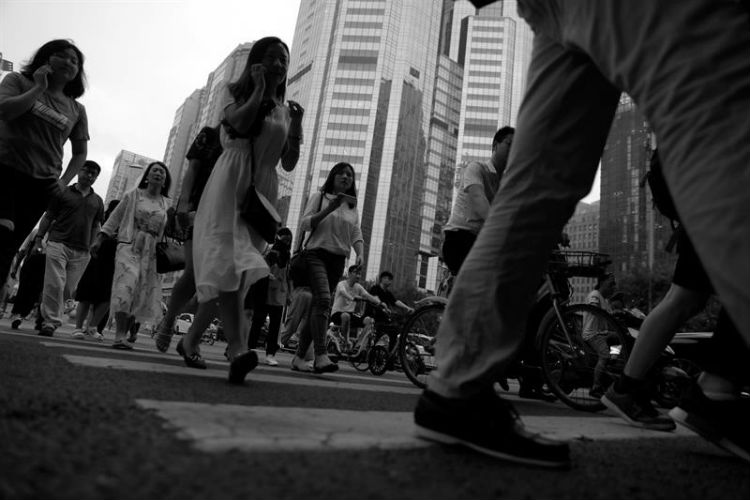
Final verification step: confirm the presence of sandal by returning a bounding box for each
[154,326,173,353]
[290,356,314,372]
[183,352,207,370]
[112,340,133,350]
[227,350,259,385]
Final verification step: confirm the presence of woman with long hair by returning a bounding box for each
[0,39,89,294]
[91,162,171,349]
[189,36,304,381]
[292,162,363,373]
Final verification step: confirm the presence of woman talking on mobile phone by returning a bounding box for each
[190,36,304,383]
[292,161,363,374]
[0,39,89,291]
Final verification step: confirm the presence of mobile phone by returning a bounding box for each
[340,194,357,207]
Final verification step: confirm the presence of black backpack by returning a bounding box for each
[642,149,682,252]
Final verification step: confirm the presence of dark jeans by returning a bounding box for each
[0,168,59,285]
[11,253,46,317]
[248,303,283,356]
[441,229,477,276]
[295,248,346,357]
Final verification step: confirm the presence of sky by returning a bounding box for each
[0,0,302,194]
[1,0,600,202]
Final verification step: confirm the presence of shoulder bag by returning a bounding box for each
[288,193,324,286]
[156,235,185,274]
[239,141,282,243]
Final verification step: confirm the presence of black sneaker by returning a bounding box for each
[414,389,570,468]
[37,325,55,337]
[669,385,750,463]
[601,385,676,431]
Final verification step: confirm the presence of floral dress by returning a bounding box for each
[110,191,167,322]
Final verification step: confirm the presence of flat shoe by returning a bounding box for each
[112,341,133,350]
[228,350,259,385]
[313,362,339,374]
[183,352,207,369]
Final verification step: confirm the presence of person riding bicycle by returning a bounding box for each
[330,265,383,352]
[365,270,415,352]
[583,273,618,399]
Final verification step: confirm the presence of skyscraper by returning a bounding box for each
[163,88,203,207]
[103,150,159,205]
[284,0,443,286]
[599,94,676,279]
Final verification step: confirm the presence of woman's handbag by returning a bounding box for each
[240,141,281,243]
[156,237,185,274]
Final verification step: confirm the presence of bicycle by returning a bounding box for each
[398,250,629,413]
[325,300,391,371]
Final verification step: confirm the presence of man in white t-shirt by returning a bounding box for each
[331,265,382,348]
[442,127,514,275]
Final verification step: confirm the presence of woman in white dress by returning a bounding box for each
[190,36,304,383]
[92,162,170,349]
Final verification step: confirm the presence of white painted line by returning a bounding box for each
[136,400,694,453]
[63,355,421,395]
[43,340,414,386]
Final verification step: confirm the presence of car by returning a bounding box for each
[173,313,194,335]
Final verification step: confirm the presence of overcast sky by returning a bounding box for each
[1,0,600,202]
[1,0,302,194]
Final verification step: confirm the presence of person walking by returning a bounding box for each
[291,162,363,374]
[247,227,293,366]
[153,125,222,353]
[0,39,89,289]
[72,199,120,341]
[91,162,170,349]
[7,228,47,330]
[190,36,304,381]
[414,0,749,468]
[35,160,103,337]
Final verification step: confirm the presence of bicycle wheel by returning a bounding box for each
[399,303,443,389]
[368,345,390,376]
[350,347,371,371]
[539,304,630,412]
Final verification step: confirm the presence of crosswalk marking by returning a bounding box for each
[136,400,692,453]
[3,328,700,455]
[39,339,416,386]
[62,355,421,395]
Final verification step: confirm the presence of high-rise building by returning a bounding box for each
[103,150,159,205]
[163,88,203,207]
[564,201,600,303]
[499,0,534,124]
[416,53,463,291]
[455,12,515,165]
[599,94,676,280]
[284,0,444,287]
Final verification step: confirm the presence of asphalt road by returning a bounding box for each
[0,319,747,500]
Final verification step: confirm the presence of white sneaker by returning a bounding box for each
[265,354,279,366]
[87,328,104,342]
[71,329,85,340]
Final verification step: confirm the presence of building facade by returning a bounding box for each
[103,150,159,205]
[284,0,444,287]
[564,201,600,304]
[163,88,203,207]
[599,94,676,281]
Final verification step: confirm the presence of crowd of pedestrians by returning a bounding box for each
[1,0,748,471]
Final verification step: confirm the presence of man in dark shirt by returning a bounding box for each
[35,160,103,336]
[366,271,414,350]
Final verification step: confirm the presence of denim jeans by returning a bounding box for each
[429,0,750,399]
[41,241,91,329]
